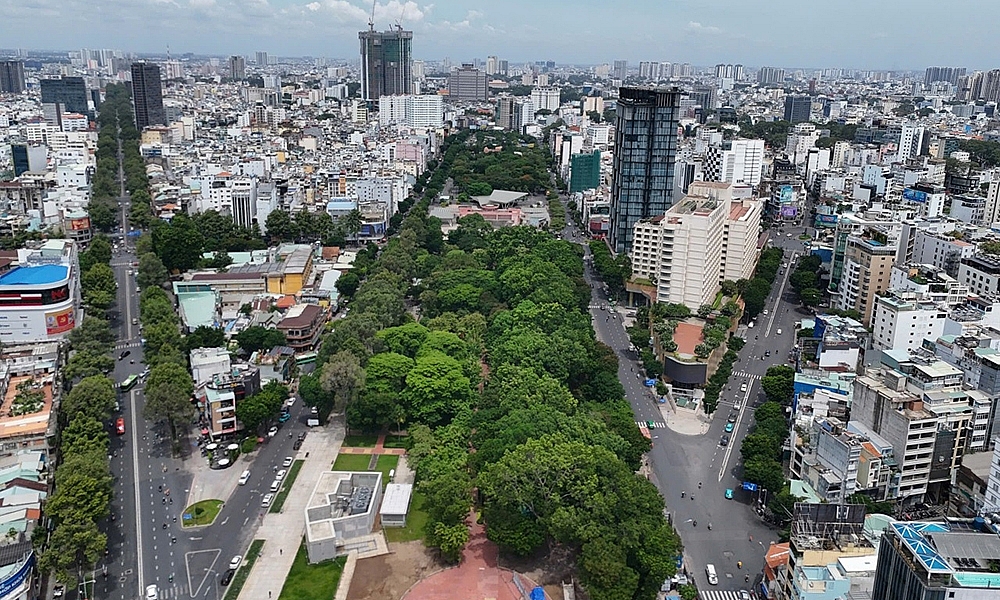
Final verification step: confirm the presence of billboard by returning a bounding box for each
[45,306,75,335]
[68,216,91,230]
[781,205,798,218]
[0,552,33,598]
[903,188,927,203]
[815,214,839,226]
[779,185,795,205]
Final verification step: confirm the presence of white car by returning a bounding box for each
[262,493,274,507]
[282,456,293,467]
[740,383,747,392]
[145,584,159,600]
[229,555,242,570]
[285,397,295,407]
[776,328,782,335]
[238,470,251,486]
[267,426,278,437]
[276,469,287,480]
[763,309,769,316]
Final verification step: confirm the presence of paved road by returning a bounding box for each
[562,208,811,593]
[101,137,315,599]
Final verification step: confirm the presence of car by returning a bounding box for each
[53,584,65,598]
[740,383,747,392]
[276,469,287,481]
[285,397,296,407]
[145,584,159,600]
[646,420,656,430]
[776,328,782,335]
[267,426,278,438]
[293,440,303,450]
[270,479,281,492]
[262,493,274,507]
[728,413,737,423]
[763,309,769,316]
[706,564,718,585]
[282,456,293,467]
[277,412,290,423]
[720,435,730,447]
[297,432,307,441]
[119,350,130,360]
[765,350,771,357]
[725,422,734,433]
[787,232,793,237]
[309,406,318,416]
[238,470,251,485]
[229,555,242,570]
[739,591,751,600]
[132,318,139,325]
[725,489,734,500]
[116,418,126,435]
[220,569,235,586]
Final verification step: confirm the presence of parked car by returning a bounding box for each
[725,422,734,433]
[221,569,235,586]
[238,470,251,486]
[282,457,293,467]
[720,434,730,447]
[293,440,303,450]
[276,469,287,480]
[145,585,159,600]
[278,412,290,423]
[267,426,278,437]
[262,493,274,507]
[229,555,242,570]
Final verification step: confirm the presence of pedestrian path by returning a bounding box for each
[115,340,143,350]
[731,371,762,381]
[152,583,188,599]
[699,590,753,600]
[636,419,666,429]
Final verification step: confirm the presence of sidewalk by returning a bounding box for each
[660,402,711,436]
[238,419,346,600]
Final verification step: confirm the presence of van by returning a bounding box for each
[238,470,250,486]
[307,418,320,427]
[705,564,718,585]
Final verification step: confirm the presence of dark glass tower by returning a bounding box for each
[131,62,166,129]
[609,87,681,255]
[0,61,25,94]
[40,77,89,115]
[359,27,413,101]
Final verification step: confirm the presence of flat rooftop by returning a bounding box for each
[0,265,68,286]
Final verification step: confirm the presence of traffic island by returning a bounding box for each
[181,499,224,527]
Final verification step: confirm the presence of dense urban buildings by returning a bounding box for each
[0,60,25,94]
[228,55,246,80]
[447,64,487,101]
[359,27,413,101]
[609,86,681,254]
[130,62,165,129]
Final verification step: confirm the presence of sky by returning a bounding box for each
[0,0,998,69]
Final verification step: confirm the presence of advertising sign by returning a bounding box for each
[68,216,91,230]
[0,552,34,598]
[779,185,794,205]
[815,214,839,226]
[45,306,75,335]
[780,205,798,218]
[903,188,928,203]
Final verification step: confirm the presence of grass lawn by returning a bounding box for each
[278,541,346,600]
[384,490,428,543]
[269,459,304,514]
[332,453,372,471]
[375,454,399,487]
[223,539,264,600]
[343,433,378,447]
[382,434,410,449]
[181,499,224,527]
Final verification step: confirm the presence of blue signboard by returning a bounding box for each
[903,188,928,203]
[742,481,758,492]
[0,552,34,598]
[815,214,839,225]
[779,185,794,204]
[644,379,657,387]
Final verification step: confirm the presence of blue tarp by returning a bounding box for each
[530,587,545,600]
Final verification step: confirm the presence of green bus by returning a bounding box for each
[119,375,138,392]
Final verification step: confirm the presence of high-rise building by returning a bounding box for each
[447,64,487,101]
[630,182,762,309]
[757,66,785,85]
[359,28,413,101]
[897,123,926,162]
[131,62,166,130]
[229,55,246,80]
[720,139,765,187]
[40,77,89,116]
[485,56,498,76]
[495,96,514,129]
[255,51,268,66]
[923,66,966,86]
[530,87,560,112]
[784,95,812,123]
[612,60,628,80]
[497,59,509,76]
[835,228,899,324]
[609,86,681,255]
[570,150,602,193]
[0,60,26,94]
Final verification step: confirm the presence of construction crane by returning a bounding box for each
[368,0,376,30]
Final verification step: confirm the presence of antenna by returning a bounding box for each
[396,2,404,29]
[369,0,376,30]
[166,44,171,60]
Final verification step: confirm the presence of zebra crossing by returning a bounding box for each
[636,420,666,429]
[150,584,188,599]
[732,371,761,381]
[699,591,753,600]
[114,340,142,351]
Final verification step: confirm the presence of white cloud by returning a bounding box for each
[685,21,721,34]
[189,0,216,8]
[306,1,320,9]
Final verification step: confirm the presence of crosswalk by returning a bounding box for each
[636,420,666,429]
[150,584,187,599]
[114,340,142,351]
[700,591,753,600]
[732,371,761,381]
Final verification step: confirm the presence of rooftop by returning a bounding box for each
[0,265,68,286]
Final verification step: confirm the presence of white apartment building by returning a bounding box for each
[911,230,976,276]
[720,139,764,187]
[378,94,443,128]
[631,182,761,310]
[987,439,1000,510]
[871,293,947,352]
[530,87,560,112]
[958,255,1000,297]
[785,123,819,163]
[896,123,925,162]
[585,124,611,147]
[950,194,987,225]
[378,96,407,126]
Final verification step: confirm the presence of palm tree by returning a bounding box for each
[341,209,363,246]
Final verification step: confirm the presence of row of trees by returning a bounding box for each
[449,129,554,195]
[789,254,823,307]
[741,247,784,319]
[88,83,136,231]
[137,286,196,441]
[78,235,117,313]
[589,240,631,295]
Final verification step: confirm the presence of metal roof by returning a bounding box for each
[379,483,412,516]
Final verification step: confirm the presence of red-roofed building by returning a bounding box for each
[276,304,327,351]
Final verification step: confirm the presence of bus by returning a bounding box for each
[119,375,138,392]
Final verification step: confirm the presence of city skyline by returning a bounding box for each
[1,0,999,69]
